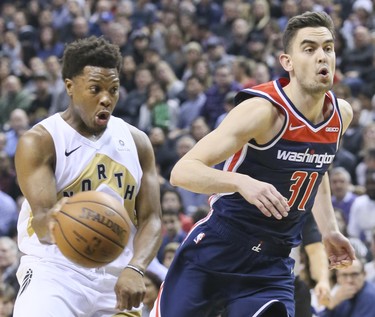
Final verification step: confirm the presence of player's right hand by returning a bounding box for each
[48,197,69,244]
[239,177,290,220]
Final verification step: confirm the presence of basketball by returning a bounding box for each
[52,191,131,268]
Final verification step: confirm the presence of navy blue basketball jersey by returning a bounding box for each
[210,78,343,247]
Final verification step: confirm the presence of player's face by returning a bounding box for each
[288,27,335,94]
[66,66,120,136]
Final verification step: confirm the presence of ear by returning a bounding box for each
[279,53,293,72]
[65,79,73,97]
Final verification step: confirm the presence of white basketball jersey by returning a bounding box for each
[17,113,142,275]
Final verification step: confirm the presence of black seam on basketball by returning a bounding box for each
[54,220,110,264]
[64,200,128,222]
[58,210,127,248]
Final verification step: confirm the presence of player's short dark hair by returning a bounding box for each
[283,11,335,53]
[61,36,122,80]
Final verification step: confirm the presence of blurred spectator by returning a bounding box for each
[0,151,21,201]
[154,60,184,100]
[106,22,131,56]
[0,75,32,130]
[364,230,375,284]
[212,0,242,41]
[348,168,375,246]
[180,42,203,83]
[119,54,137,93]
[226,18,250,57]
[148,127,178,181]
[157,207,187,262]
[130,28,150,66]
[321,259,375,317]
[356,145,375,188]
[330,167,358,225]
[176,75,206,135]
[205,36,235,73]
[278,0,299,31]
[45,55,68,115]
[190,116,211,143]
[138,81,180,134]
[195,0,223,31]
[161,241,180,269]
[113,65,153,126]
[27,72,53,125]
[192,58,212,90]
[232,56,256,89]
[51,0,72,33]
[162,24,185,76]
[2,30,24,77]
[62,16,90,43]
[214,91,237,128]
[4,108,30,159]
[142,271,163,317]
[36,26,65,61]
[0,237,20,293]
[0,282,16,317]
[0,191,18,239]
[340,25,374,96]
[200,63,241,129]
[160,188,193,235]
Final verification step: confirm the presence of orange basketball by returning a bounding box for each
[52,191,131,268]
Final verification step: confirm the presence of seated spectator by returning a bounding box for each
[348,169,375,246]
[0,191,18,239]
[330,167,358,225]
[0,151,22,201]
[0,237,20,294]
[320,259,375,317]
[162,242,180,269]
[0,282,16,317]
[138,81,180,134]
[142,271,163,317]
[157,208,187,263]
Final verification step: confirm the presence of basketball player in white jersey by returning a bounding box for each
[13,36,162,317]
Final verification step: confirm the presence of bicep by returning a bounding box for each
[183,100,275,167]
[15,128,57,214]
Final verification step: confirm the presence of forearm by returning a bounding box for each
[170,159,247,194]
[312,174,339,236]
[128,216,162,272]
[305,242,329,283]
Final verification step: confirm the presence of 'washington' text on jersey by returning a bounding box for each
[277,148,335,168]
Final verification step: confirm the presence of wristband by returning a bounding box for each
[126,264,144,277]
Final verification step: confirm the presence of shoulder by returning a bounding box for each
[128,125,153,160]
[337,98,353,132]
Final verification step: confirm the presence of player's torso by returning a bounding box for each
[211,79,342,246]
[47,113,142,223]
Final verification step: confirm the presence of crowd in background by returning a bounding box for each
[0,0,374,316]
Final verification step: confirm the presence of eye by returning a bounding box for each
[111,86,119,95]
[304,47,314,53]
[325,46,334,53]
[90,86,100,93]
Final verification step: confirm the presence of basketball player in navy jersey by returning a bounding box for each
[150,12,355,317]
[13,36,162,317]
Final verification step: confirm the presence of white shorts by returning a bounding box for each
[13,256,141,317]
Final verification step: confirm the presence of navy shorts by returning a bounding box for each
[152,212,295,317]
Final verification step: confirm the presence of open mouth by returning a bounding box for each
[318,68,329,76]
[96,111,110,125]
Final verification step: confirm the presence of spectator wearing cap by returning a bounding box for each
[27,72,53,125]
[89,10,114,37]
[205,36,235,73]
[130,28,150,65]
[200,63,242,129]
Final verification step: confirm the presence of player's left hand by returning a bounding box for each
[322,231,356,270]
[115,268,146,311]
